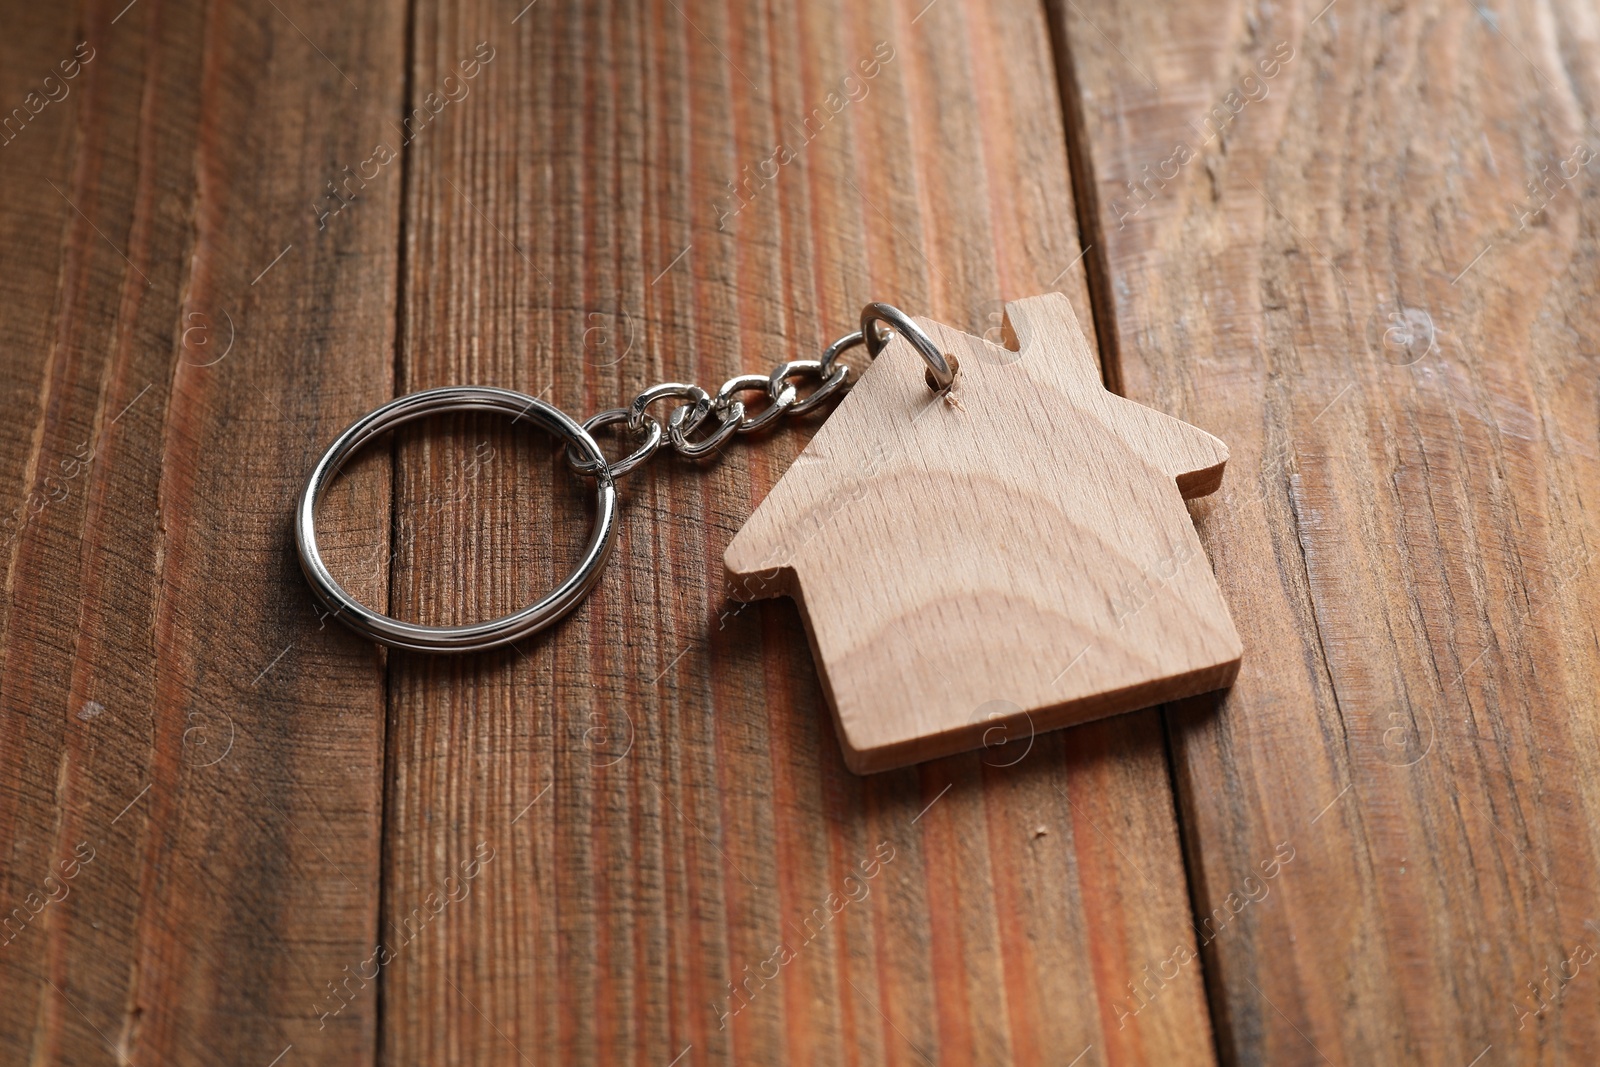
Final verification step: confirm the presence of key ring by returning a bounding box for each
[295,386,618,652]
[296,304,952,652]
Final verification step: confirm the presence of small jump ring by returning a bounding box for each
[861,302,957,391]
[568,408,662,478]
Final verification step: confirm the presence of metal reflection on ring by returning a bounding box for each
[295,386,617,653]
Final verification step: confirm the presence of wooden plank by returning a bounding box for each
[382,0,1214,1063]
[0,0,403,1062]
[1052,0,1600,1060]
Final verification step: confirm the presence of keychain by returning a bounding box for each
[296,293,1240,772]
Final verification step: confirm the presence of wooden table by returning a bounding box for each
[2,0,1595,1063]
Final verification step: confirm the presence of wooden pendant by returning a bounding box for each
[724,293,1242,773]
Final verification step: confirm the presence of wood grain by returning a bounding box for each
[15,0,1596,1060]
[381,0,1213,1062]
[726,293,1240,773]
[0,0,403,1062]
[1052,0,1600,1060]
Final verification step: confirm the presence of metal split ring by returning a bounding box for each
[296,386,618,653]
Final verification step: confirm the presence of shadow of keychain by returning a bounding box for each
[296,295,1241,772]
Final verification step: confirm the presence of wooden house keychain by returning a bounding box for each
[296,293,1241,772]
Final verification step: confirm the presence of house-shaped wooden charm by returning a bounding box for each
[724,293,1242,773]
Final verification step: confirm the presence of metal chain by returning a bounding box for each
[564,330,867,479]
[562,303,955,480]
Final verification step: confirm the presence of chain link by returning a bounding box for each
[564,302,956,479]
[566,329,870,478]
